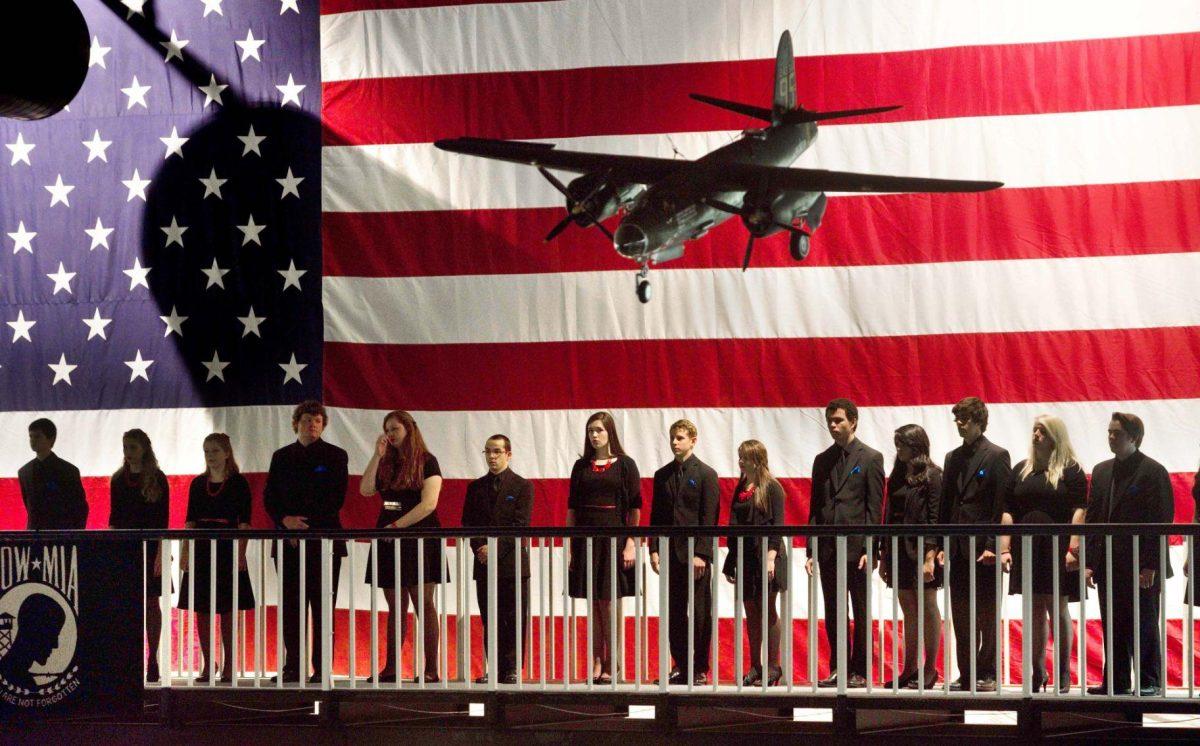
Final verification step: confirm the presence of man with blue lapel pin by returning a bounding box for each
[808,399,885,688]
[462,434,534,684]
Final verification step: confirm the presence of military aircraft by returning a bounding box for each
[436,30,1002,303]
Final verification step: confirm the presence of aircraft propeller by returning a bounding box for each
[538,166,615,242]
[703,197,807,271]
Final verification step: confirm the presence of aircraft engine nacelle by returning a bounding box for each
[740,191,790,238]
[565,174,644,226]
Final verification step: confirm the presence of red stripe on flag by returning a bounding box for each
[324,328,1200,412]
[321,0,541,15]
[322,180,1200,277]
[322,33,1200,146]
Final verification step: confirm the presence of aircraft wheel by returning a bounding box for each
[790,232,811,261]
[636,279,652,303]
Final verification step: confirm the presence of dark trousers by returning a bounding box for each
[1098,579,1162,690]
[276,541,342,680]
[818,557,868,676]
[476,574,529,676]
[948,552,998,682]
[667,556,712,675]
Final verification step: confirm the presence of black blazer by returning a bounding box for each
[939,435,1011,559]
[882,469,943,561]
[807,439,884,560]
[722,479,788,581]
[1086,451,1174,589]
[263,438,349,557]
[461,468,534,579]
[650,455,720,563]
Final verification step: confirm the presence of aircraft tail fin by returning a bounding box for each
[773,30,796,120]
[688,93,773,123]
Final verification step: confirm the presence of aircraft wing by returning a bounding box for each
[434,137,1003,193]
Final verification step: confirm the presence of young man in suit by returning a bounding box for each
[19,418,88,530]
[937,396,1011,692]
[650,419,720,685]
[1077,412,1173,696]
[806,399,884,687]
[461,434,535,684]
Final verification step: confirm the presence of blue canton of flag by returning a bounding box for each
[0,0,321,411]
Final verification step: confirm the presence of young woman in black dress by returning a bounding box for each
[999,415,1087,693]
[878,424,943,689]
[722,439,787,686]
[566,411,641,684]
[177,433,255,683]
[360,410,444,682]
[108,428,170,682]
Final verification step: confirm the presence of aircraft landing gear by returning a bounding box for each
[635,265,652,303]
[789,231,811,261]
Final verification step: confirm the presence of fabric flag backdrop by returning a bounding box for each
[0,0,1198,681]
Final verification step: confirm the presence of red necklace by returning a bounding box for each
[591,458,617,473]
[206,476,227,497]
[736,484,755,502]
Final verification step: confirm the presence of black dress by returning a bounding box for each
[721,479,788,593]
[109,470,170,595]
[177,473,256,613]
[567,455,641,599]
[367,454,445,588]
[881,470,944,590]
[1003,461,1086,599]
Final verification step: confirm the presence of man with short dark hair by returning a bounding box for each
[264,400,349,683]
[650,419,720,685]
[461,434,534,684]
[18,418,88,530]
[938,396,1011,692]
[1080,412,1173,696]
[807,399,884,687]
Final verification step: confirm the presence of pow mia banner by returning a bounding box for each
[0,539,141,717]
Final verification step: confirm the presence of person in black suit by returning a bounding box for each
[1079,412,1174,696]
[937,396,1011,692]
[19,418,88,530]
[879,424,943,689]
[723,439,788,687]
[461,434,535,684]
[264,400,349,684]
[650,419,719,685]
[1186,463,1199,604]
[998,415,1087,694]
[806,398,884,688]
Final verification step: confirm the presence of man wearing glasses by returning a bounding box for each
[937,396,1011,692]
[461,434,535,684]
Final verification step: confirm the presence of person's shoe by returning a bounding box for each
[886,670,917,689]
[219,669,234,684]
[948,678,966,691]
[271,670,301,684]
[667,669,687,685]
[502,672,520,685]
[1057,679,1071,694]
[817,672,840,688]
[1139,685,1163,697]
[1087,683,1132,696]
[378,669,398,683]
[405,674,440,684]
[473,674,489,684]
[766,667,783,687]
[907,673,940,689]
[741,668,762,687]
[975,678,997,692]
[847,673,868,688]
[692,672,708,686]
[146,662,160,684]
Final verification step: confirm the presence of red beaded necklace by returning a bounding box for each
[736,484,756,502]
[590,457,617,473]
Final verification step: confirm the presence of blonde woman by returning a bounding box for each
[722,440,788,686]
[999,415,1087,693]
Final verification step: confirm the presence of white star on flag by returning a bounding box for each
[238,125,266,156]
[236,29,265,62]
[162,217,188,247]
[280,353,307,384]
[48,354,77,386]
[276,74,305,107]
[82,130,112,163]
[7,310,35,342]
[161,29,189,62]
[85,217,114,250]
[47,262,76,295]
[159,306,188,337]
[8,222,36,254]
[82,308,112,340]
[7,133,34,166]
[203,351,230,382]
[199,167,228,199]
[276,167,303,198]
[238,306,266,337]
[237,215,267,246]
[278,259,305,291]
[122,0,145,17]
[125,350,154,382]
[45,175,74,207]
[202,258,230,289]
[199,74,228,108]
[123,169,151,201]
[160,126,189,159]
[201,0,224,18]
[121,76,151,109]
[88,36,111,68]
[124,258,151,290]
[280,0,299,14]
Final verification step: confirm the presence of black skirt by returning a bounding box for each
[567,535,636,599]
[178,538,255,613]
[882,543,943,591]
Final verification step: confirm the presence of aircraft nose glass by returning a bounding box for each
[614,223,647,256]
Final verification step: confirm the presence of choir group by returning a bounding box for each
[14,398,1200,694]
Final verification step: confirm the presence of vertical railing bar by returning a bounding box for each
[159,538,172,690]
[917,534,925,693]
[783,534,793,693]
[761,535,769,693]
[1133,534,1141,697]
[712,536,720,692]
[275,539,283,689]
[586,537,593,691]
[321,539,333,691]
[610,535,618,690]
[735,536,743,691]
[487,535,498,690]
[231,536,240,687]
[393,539,401,689]
[634,535,642,690]
[968,535,976,695]
[658,535,669,692]
[1021,535,1032,697]
[1052,533,1060,698]
[370,539,379,688]
[1105,535,1113,696]
[348,544,356,688]
[1079,536,1087,697]
[809,536,818,692]
[865,534,873,693]
[892,535,899,693]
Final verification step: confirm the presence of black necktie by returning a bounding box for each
[492,474,501,496]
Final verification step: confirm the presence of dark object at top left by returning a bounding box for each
[0,0,89,120]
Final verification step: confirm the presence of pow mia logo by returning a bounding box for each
[0,545,80,708]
